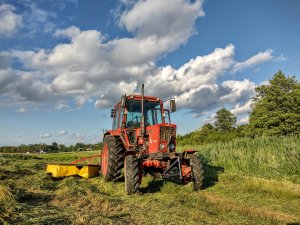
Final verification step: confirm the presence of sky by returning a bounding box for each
[0,0,299,146]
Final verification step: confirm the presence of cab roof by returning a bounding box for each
[115,94,161,108]
[126,94,160,101]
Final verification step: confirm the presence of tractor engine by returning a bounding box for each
[146,124,176,154]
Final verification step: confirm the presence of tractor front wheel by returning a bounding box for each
[190,154,204,190]
[101,136,124,182]
[124,155,140,195]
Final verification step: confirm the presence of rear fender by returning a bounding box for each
[103,130,126,148]
[104,129,120,138]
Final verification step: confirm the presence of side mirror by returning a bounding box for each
[170,99,176,112]
[121,95,126,108]
[111,109,115,118]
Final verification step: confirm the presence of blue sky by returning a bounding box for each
[0,0,299,146]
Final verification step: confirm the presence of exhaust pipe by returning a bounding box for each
[141,84,145,137]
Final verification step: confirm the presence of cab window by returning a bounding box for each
[112,107,119,130]
[119,108,124,128]
[126,100,162,128]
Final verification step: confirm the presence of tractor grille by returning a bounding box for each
[160,126,176,141]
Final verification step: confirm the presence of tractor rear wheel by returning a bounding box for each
[190,154,204,190]
[124,155,140,195]
[101,136,124,182]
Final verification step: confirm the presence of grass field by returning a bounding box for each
[0,136,299,224]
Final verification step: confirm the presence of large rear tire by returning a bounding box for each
[190,154,204,190]
[125,155,140,195]
[101,136,124,182]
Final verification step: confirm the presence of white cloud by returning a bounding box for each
[230,100,252,116]
[58,130,68,136]
[273,54,288,62]
[71,133,86,142]
[21,2,57,36]
[231,49,273,73]
[55,103,70,111]
[4,39,270,118]
[16,107,27,113]
[221,79,256,104]
[0,53,11,69]
[0,3,22,36]
[238,116,249,124]
[38,132,52,138]
[0,0,274,119]
[0,69,17,94]
[120,0,204,35]
[203,112,216,124]
[111,0,205,65]
[54,25,81,39]
[145,44,235,103]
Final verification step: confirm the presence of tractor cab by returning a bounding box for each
[110,94,176,154]
[111,95,165,129]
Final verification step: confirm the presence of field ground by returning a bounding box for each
[0,137,300,224]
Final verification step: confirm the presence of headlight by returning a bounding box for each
[159,143,166,150]
[169,143,175,152]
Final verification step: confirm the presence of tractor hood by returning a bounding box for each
[146,124,176,154]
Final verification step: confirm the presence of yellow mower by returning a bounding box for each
[46,154,101,178]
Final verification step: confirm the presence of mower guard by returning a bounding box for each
[46,154,102,178]
[46,164,100,178]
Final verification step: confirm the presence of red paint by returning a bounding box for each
[142,159,167,168]
[181,161,192,182]
[71,154,101,165]
[101,143,108,176]
[138,137,144,145]
[146,124,176,153]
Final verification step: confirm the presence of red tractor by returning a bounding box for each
[101,84,204,194]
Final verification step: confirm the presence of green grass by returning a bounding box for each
[178,136,300,183]
[0,137,300,224]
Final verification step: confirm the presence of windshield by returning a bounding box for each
[126,100,162,128]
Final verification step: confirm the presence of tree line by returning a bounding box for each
[178,71,300,145]
[0,142,103,153]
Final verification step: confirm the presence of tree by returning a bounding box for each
[214,108,237,132]
[249,70,300,136]
[51,142,59,152]
[75,142,86,151]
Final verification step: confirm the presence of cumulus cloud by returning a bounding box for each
[0,3,22,36]
[230,100,252,116]
[0,53,11,69]
[231,49,273,73]
[0,0,274,120]
[0,69,55,105]
[117,0,204,62]
[120,0,204,36]
[0,69,17,94]
[221,79,256,104]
